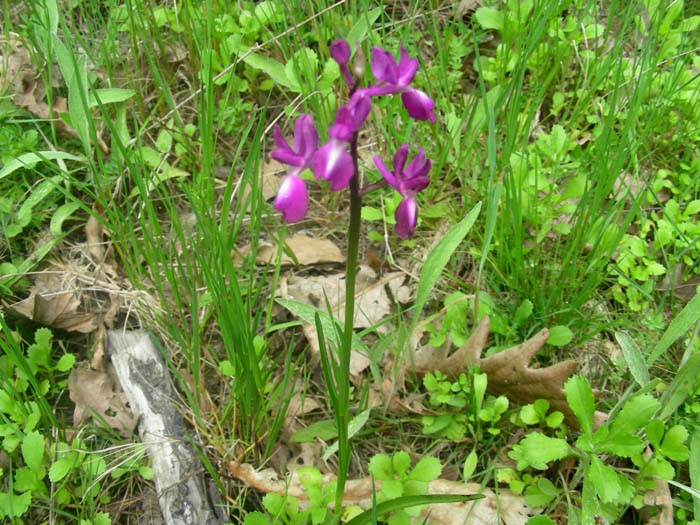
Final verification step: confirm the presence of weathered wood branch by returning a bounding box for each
[108,330,226,525]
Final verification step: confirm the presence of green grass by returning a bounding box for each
[2,0,700,523]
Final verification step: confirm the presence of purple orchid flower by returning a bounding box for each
[364,46,436,123]
[271,114,318,222]
[312,92,371,191]
[373,144,431,239]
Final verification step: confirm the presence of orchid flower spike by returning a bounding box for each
[373,144,431,239]
[313,92,371,191]
[365,45,436,123]
[271,114,318,222]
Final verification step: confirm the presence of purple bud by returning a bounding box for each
[330,39,351,65]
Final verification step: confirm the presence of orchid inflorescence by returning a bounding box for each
[271,39,435,239]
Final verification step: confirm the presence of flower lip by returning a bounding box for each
[401,89,436,123]
[274,173,308,223]
[395,195,418,239]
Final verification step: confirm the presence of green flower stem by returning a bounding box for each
[335,130,362,513]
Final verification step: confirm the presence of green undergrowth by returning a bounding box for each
[2,0,700,523]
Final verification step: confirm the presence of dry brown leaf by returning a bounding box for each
[0,33,109,153]
[68,366,138,437]
[229,461,531,525]
[280,266,408,379]
[413,316,607,429]
[7,271,99,333]
[85,214,107,263]
[257,234,344,266]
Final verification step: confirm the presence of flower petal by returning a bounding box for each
[392,144,409,178]
[329,94,371,141]
[361,85,399,97]
[271,125,304,167]
[397,45,419,86]
[292,114,318,159]
[348,93,371,130]
[312,141,354,191]
[401,89,436,123]
[395,196,418,239]
[274,174,308,222]
[403,148,431,191]
[373,155,399,191]
[371,46,398,85]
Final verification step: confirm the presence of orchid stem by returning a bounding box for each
[335,129,362,513]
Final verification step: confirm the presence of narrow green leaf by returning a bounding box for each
[290,420,337,443]
[690,429,700,520]
[462,449,478,481]
[345,494,483,525]
[50,202,81,236]
[17,176,61,228]
[648,292,700,365]
[68,54,91,150]
[659,353,700,419]
[565,375,595,436]
[323,408,371,461]
[0,151,83,180]
[276,298,370,355]
[614,331,650,386]
[346,7,383,47]
[243,52,295,91]
[89,88,136,107]
[413,203,481,334]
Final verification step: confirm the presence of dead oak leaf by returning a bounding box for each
[257,234,344,266]
[412,316,607,429]
[68,366,138,437]
[7,271,98,333]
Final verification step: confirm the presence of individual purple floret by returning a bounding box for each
[364,46,436,123]
[271,114,318,222]
[313,92,371,191]
[373,144,431,239]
